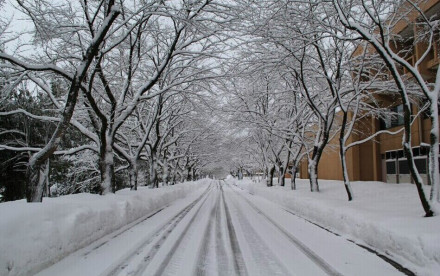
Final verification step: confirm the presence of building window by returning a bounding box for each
[384,146,430,174]
[386,161,396,174]
[398,160,410,174]
[414,158,427,174]
[380,104,404,129]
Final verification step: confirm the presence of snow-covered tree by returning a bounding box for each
[0,0,233,200]
[0,0,120,202]
[332,0,439,215]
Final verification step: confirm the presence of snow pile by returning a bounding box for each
[233,178,440,276]
[0,180,208,276]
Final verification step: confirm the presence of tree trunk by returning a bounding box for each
[180,171,185,183]
[290,165,297,190]
[339,111,353,201]
[340,148,353,201]
[171,173,176,185]
[100,147,115,194]
[129,160,138,190]
[148,148,160,188]
[144,167,150,187]
[429,100,440,206]
[187,166,192,181]
[192,167,197,181]
[43,159,50,197]
[281,141,292,188]
[150,157,158,188]
[162,159,169,186]
[99,128,116,194]
[26,165,44,202]
[279,165,285,187]
[308,158,320,192]
[267,165,275,187]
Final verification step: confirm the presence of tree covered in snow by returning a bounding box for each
[331,0,439,216]
[0,0,121,201]
[0,0,233,201]
[62,0,229,194]
[221,55,301,187]
[237,0,343,193]
[1,0,440,220]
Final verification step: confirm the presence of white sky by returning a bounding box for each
[2,0,36,55]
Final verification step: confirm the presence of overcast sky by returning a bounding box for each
[2,0,35,54]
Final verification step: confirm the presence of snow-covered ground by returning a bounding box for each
[0,180,208,276]
[2,177,436,276]
[30,179,412,276]
[234,177,440,276]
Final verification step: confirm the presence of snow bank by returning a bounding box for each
[0,180,208,276]
[233,178,440,276]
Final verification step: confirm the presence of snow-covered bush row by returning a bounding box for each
[233,178,440,276]
[0,180,208,276]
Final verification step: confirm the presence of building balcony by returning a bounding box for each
[427,42,440,70]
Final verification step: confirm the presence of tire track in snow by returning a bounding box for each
[150,184,215,276]
[226,182,343,276]
[196,183,220,276]
[103,183,213,276]
[225,183,290,276]
[215,182,233,275]
[220,182,248,276]
[195,181,242,276]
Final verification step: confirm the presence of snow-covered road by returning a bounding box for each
[36,180,408,276]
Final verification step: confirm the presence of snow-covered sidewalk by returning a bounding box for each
[0,180,208,276]
[234,177,440,276]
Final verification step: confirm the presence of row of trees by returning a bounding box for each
[0,0,232,202]
[221,0,440,217]
[1,0,440,217]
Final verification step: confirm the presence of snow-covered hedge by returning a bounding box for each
[0,180,208,276]
[233,178,440,276]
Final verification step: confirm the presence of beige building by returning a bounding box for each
[299,0,440,183]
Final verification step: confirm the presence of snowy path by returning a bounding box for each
[36,180,407,276]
